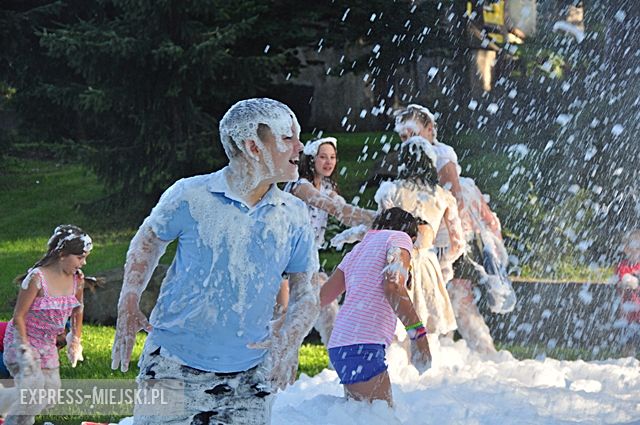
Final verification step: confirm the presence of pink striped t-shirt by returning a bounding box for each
[328,230,414,349]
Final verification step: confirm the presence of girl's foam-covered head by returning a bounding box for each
[297,137,339,189]
[394,104,438,140]
[219,98,300,159]
[303,137,337,158]
[46,225,93,256]
[25,224,93,272]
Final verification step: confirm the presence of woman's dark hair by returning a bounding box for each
[298,141,338,191]
[372,207,418,239]
[397,140,439,186]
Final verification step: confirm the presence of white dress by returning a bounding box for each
[376,179,462,335]
[286,177,332,249]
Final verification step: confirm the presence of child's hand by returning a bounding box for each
[411,336,432,373]
[66,332,84,368]
[618,274,639,290]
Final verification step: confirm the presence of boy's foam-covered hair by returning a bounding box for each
[219,98,300,159]
[394,104,436,128]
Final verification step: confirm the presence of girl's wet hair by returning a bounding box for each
[395,104,435,128]
[34,225,92,268]
[397,140,439,186]
[372,207,419,239]
[14,225,92,284]
[298,140,338,191]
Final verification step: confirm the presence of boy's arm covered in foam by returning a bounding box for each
[111,223,169,372]
[251,271,319,391]
[274,271,319,389]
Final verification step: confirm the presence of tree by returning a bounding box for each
[1,0,326,206]
[2,0,453,206]
[321,0,465,118]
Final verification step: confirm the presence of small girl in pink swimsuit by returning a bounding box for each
[3,225,91,423]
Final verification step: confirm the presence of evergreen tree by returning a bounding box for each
[1,0,460,205]
[1,0,323,204]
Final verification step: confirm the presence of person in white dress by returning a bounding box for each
[279,137,376,347]
[393,104,515,354]
[375,137,465,363]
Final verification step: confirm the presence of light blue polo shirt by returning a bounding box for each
[143,167,318,372]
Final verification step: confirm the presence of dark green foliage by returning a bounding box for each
[1,0,453,207]
[0,0,331,205]
[321,0,463,110]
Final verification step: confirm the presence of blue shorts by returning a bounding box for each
[328,344,387,385]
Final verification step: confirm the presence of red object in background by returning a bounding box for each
[616,260,640,279]
[616,260,640,324]
[0,322,7,351]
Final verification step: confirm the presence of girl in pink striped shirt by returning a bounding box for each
[320,208,431,406]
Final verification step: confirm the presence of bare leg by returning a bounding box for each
[344,370,393,406]
[475,49,497,92]
[448,279,497,354]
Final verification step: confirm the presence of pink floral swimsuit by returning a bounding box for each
[3,268,81,369]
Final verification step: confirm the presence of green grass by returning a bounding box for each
[0,157,136,314]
